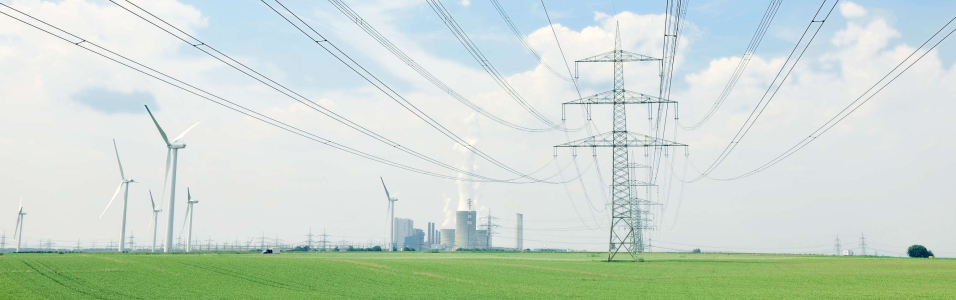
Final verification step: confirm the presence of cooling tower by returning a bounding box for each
[440,229,455,249]
[454,211,477,250]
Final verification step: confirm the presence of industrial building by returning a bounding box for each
[476,229,488,249]
[516,213,523,250]
[392,218,414,250]
[403,228,425,250]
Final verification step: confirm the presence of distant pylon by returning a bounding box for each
[835,235,842,256]
[859,234,867,256]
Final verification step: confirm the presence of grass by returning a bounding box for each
[1,252,953,299]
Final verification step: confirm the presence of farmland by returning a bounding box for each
[1,252,954,299]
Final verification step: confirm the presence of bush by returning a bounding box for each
[371,246,382,252]
[907,245,934,258]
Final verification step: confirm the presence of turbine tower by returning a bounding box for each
[181,188,199,252]
[100,139,137,252]
[147,190,162,252]
[380,177,398,251]
[13,198,26,253]
[554,23,686,261]
[145,105,199,252]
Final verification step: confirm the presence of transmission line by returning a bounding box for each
[713,14,956,181]
[327,0,575,133]
[263,0,584,184]
[424,0,569,131]
[489,0,571,81]
[0,3,580,184]
[685,0,839,182]
[111,0,522,183]
[680,0,783,130]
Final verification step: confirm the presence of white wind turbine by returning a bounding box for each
[179,188,199,252]
[13,197,26,253]
[145,105,199,253]
[100,139,137,252]
[380,177,398,252]
[147,190,161,252]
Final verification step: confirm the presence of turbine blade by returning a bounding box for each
[160,149,171,209]
[145,105,171,146]
[14,216,20,239]
[380,177,391,200]
[100,182,124,218]
[179,205,191,237]
[172,122,200,142]
[146,211,154,237]
[187,187,191,201]
[113,139,126,181]
[149,190,156,210]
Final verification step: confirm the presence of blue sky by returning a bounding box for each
[176,0,956,94]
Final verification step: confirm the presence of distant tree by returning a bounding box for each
[347,245,355,251]
[907,245,934,258]
[403,246,415,251]
[293,246,311,252]
[692,248,701,253]
[371,246,382,251]
[332,246,339,252]
[392,246,398,252]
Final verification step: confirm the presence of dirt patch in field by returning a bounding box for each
[327,259,390,269]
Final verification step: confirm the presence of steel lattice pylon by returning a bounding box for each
[555,23,686,261]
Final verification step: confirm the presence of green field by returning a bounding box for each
[1,251,953,299]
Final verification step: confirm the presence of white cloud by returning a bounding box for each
[460,0,471,7]
[839,1,868,18]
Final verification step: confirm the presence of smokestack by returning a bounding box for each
[516,213,523,250]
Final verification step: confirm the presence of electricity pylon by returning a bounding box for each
[859,234,867,256]
[555,23,686,261]
[835,235,842,255]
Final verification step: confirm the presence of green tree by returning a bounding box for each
[907,245,934,258]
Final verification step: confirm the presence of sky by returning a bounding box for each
[0,0,954,256]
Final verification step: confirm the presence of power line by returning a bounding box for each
[680,0,783,130]
[115,0,578,185]
[263,0,579,184]
[685,0,839,182]
[0,4,541,184]
[489,0,572,82]
[423,0,570,131]
[712,14,956,181]
[327,0,576,132]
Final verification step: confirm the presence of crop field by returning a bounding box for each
[1,251,954,299]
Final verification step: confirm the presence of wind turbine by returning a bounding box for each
[145,105,199,252]
[180,188,199,252]
[13,197,26,253]
[100,139,137,252]
[147,190,161,252]
[380,177,398,252]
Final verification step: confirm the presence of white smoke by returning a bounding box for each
[443,112,481,225]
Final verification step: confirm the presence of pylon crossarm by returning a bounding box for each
[563,89,676,105]
[554,131,687,148]
[626,180,656,187]
[576,50,660,63]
